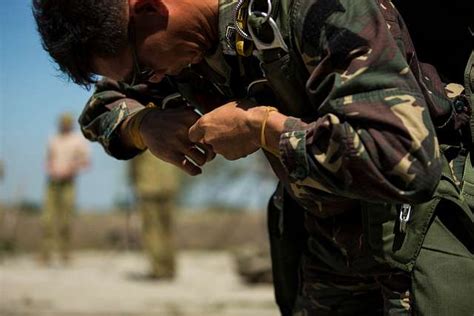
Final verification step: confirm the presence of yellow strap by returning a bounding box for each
[124,103,157,150]
[260,106,280,156]
[236,38,253,57]
[235,2,253,56]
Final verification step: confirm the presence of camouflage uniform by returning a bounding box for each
[79,0,474,314]
[129,150,180,279]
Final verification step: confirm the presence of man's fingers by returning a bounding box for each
[185,147,208,166]
[188,120,204,143]
[170,154,201,176]
[179,158,202,176]
[189,120,216,162]
[195,143,216,162]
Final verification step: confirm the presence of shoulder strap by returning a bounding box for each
[237,0,313,117]
[464,47,474,144]
[465,27,474,161]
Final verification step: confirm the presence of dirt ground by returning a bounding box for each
[0,251,279,316]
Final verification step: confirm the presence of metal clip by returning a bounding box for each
[399,203,412,233]
[247,13,288,52]
[247,0,288,52]
[248,0,272,24]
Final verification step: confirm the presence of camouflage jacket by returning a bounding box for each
[80,0,456,217]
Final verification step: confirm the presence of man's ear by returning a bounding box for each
[130,0,169,33]
[131,0,166,16]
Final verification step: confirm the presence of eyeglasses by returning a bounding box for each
[128,19,155,85]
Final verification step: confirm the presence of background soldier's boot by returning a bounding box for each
[59,225,71,265]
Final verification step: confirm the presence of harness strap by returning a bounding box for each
[461,151,474,208]
[466,48,474,148]
[465,24,474,162]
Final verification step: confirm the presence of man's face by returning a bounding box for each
[59,121,74,134]
[93,0,210,84]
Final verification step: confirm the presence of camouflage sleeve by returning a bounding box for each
[79,77,181,160]
[279,0,442,204]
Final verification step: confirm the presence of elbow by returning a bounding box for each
[401,162,442,204]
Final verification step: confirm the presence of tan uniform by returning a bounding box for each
[130,150,180,278]
[42,131,90,263]
[0,160,4,181]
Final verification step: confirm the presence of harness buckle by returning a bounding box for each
[399,203,412,233]
[247,0,288,52]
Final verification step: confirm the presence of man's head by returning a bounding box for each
[58,113,75,133]
[33,0,129,87]
[33,0,218,87]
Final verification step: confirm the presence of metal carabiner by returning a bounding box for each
[247,11,288,52]
[248,0,272,24]
[233,0,252,41]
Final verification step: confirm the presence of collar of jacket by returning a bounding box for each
[217,0,241,56]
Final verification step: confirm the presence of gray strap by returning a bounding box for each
[461,152,474,209]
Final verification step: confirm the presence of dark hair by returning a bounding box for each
[32,0,129,88]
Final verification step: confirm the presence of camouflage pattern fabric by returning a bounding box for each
[41,179,75,263]
[272,1,472,314]
[77,0,473,314]
[277,0,445,212]
[82,0,444,210]
[293,268,411,316]
[79,77,185,160]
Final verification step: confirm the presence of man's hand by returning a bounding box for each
[140,107,215,175]
[188,101,265,160]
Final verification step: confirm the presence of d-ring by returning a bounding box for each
[248,0,272,24]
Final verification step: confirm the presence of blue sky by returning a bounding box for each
[0,0,277,211]
[0,1,131,210]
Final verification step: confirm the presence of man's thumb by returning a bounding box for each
[188,120,204,143]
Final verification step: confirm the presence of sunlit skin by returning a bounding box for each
[92,0,291,175]
[48,121,76,179]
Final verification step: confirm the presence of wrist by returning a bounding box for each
[247,106,270,147]
[247,106,282,156]
[123,105,157,150]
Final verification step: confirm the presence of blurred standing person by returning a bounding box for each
[129,150,180,279]
[0,160,4,211]
[41,113,90,264]
[0,160,4,181]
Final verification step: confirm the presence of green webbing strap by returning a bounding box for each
[465,26,474,162]
[460,44,473,198]
[461,152,474,209]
